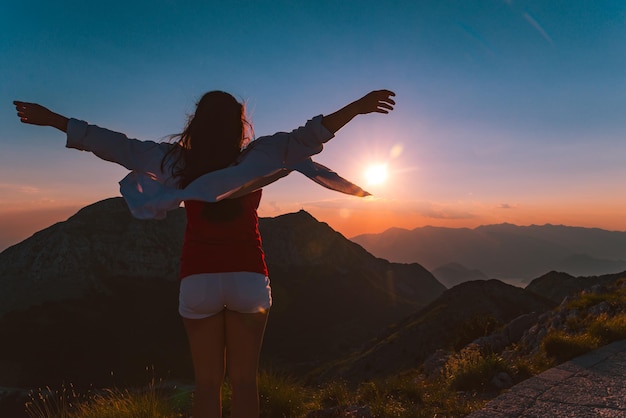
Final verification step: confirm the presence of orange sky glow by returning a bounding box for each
[2,1,626,251]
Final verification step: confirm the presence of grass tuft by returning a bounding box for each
[25,376,187,418]
[542,331,601,363]
[258,369,316,418]
[588,312,626,343]
[443,345,511,391]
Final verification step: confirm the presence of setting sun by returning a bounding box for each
[365,164,388,185]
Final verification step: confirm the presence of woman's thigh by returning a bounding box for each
[183,311,226,386]
[224,310,269,382]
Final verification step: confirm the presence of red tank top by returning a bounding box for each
[179,190,268,279]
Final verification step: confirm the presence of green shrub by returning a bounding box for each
[444,346,510,391]
[70,388,183,418]
[588,313,626,343]
[513,349,554,377]
[315,380,354,409]
[25,384,86,418]
[356,375,424,417]
[453,314,500,351]
[542,331,600,362]
[566,291,626,311]
[25,382,185,418]
[258,370,315,418]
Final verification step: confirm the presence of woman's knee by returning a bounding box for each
[195,370,226,389]
[229,379,258,398]
[227,369,257,389]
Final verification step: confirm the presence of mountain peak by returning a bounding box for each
[0,198,446,389]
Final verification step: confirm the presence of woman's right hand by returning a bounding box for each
[353,90,396,115]
[13,101,69,132]
[321,89,396,134]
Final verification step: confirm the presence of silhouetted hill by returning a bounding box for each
[554,254,626,278]
[322,279,556,382]
[0,198,185,317]
[0,198,445,389]
[432,262,488,288]
[525,270,626,303]
[259,210,446,367]
[352,224,626,282]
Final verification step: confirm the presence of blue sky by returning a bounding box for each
[1,0,625,249]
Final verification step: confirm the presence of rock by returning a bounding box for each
[589,301,611,316]
[503,313,539,344]
[566,309,579,322]
[472,333,508,353]
[0,387,30,418]
[491,372,513,389]
[588,284,608,295]
[423,349,452,379]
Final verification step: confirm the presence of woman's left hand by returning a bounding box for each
[14,101,69,132]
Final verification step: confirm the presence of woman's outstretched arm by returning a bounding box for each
[321,90,395,134]
[13,101,69,132]
[13,100,172,180]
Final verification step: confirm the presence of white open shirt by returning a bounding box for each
[66,115,369,220]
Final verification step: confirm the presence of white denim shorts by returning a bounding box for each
[179,272,272,319]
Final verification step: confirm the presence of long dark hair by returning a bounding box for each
[162,91,253,221]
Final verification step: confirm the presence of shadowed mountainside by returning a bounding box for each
[0,198,445,389]
[525,270,626,304]
[432,262,488,288]
[352,224,626,281]
[0,198,185,317]
[321,279,556,383]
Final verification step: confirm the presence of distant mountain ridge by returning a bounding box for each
[352,223,626,281]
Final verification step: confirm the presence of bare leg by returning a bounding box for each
[183,311,226,418]
[224,309,269,418]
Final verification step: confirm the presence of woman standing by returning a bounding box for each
[14,89,395,417]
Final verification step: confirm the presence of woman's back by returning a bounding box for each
[180,190,267,279]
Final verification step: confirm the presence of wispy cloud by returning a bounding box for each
[0,183,41,195]
[498,203,518,209]
[458,23,496,56]
[413,201,476,220]
[298,197,477,220]
[523,12,554,45]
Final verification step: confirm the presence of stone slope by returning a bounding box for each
[0,197,185,316]
[323,279,556,382]
[526,270,626,303]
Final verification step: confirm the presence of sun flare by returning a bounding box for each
[364,164,388,185]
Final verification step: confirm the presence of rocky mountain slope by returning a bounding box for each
[0,198,445,389]
[352,224,626,281]
[525,270,626,304]
[0,198,185,317]
[322,279,556,382]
